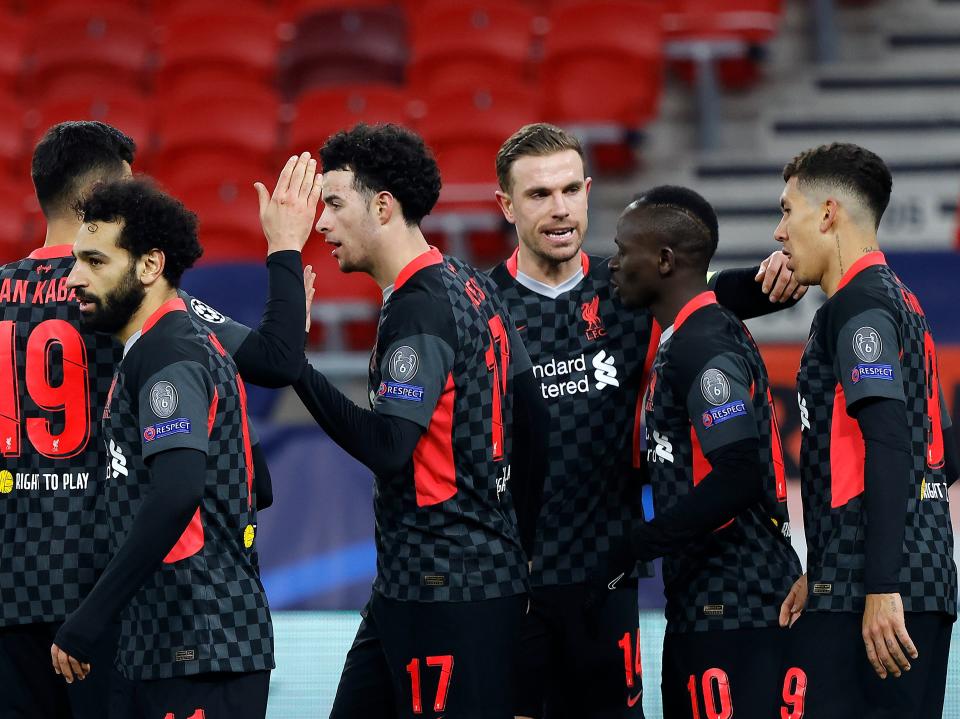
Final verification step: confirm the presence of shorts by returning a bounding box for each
[661,624,789,719]
[111,670,270,719]
[514,583,644,719]
[331,590,526,719]
[0,620,125,719]
[783,610,953,719]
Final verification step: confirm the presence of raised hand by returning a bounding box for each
[254,152,323,255]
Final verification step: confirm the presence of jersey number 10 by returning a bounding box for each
[0,319,90,459]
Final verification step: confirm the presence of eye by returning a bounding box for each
[89,257,103,267]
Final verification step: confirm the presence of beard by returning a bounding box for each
[77,262,146,334]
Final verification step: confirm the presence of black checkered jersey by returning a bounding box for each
[644,291,800,632]
[488,252,658,587]
[0,245,121,627]
[797,252,956,615]
[103,297,273,679]
[367,248,531,602]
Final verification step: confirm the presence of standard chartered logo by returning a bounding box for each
[532,351,620,398]
[592,350,619,390]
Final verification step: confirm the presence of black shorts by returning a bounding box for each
[331,591,526,719]
[111,670,270,719]
[661,625,789,719]
[0,620,125,719]
[784,611,953,719]
[514,583,644,719]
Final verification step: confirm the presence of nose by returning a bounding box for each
[66,262,86,291]
[608,255,619,272]
[549,191,570,219]
[773,216,787,245]
[316,206,332,236]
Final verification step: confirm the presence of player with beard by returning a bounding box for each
[290,123,548,718]
[0,122,313,718]
[49,176,309,717]
[488,123,805,719]
[593,186,802,718]
[775,143,957,718]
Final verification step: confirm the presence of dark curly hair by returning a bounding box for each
[783,143,892,229]
[32,121,136,219]
[319,123,441,226]
[80,177,202,287]
[630,185,719,271]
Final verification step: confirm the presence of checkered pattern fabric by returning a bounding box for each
[0,251,121,627]
[646,302,800,633]
[104,307,273,680]
[797,261,956,615]
[368,254,528,602]
[488,257,655,587]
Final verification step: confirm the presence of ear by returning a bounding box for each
[584,176,593,200]
[495,190,515,224]
[139,248,166,288]
[374,191,395,226]
[658,247,675,277]
[820,198,840,233]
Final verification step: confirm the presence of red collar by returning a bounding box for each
[505,248,590,279]
[836,251,886,292]
[142,297,187,335]
[674,291,718,332]
[28,244,73,260]
[394,246,443,291]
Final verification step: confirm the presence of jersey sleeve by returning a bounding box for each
[179,291,252,355]
[372,312,456,429]
[833,308,905,409]
[138,360,216,460]
[685,352,760,455]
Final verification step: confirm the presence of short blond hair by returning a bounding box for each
[495,123,584,192]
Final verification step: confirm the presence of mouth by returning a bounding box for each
[541,227,576,244]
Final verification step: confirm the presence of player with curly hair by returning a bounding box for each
[291,123,549,718]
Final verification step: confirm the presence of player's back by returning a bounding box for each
[646,297,800,632]
[369,249,528,603]
[0,246,121,627]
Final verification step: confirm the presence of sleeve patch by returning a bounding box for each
[143,417,192,442]
[702,400,748,428]
[851,363,895,383]
[700,368,731,406]
[852,326,883,362]
[190,298,226,324]
[149,381,179,418]
[377,381,425,402]
[389,346,419,382]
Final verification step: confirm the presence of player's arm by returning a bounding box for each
[52,360,215,677]
[939,385,959,487]
[251,440,273,510]
[506,329,549,558]
[708,250,806,319]
[293,298,455,477]
[832,307,917,678]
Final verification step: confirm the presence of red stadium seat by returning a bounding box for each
[0,177,37,264]
[278,7,408,97]
[540,1,665,131]
[23,0,141,17]
[25,6,152,98]
[154,88,281,183]
[24,91,153,161]
[177,180,266,265]
[155,6,281,91]
[407,2,537,94]
[279,0,395,18]
[0,91,25,176]
[288,85,416,156]
[0,12,26,92]
[664,0,782,89]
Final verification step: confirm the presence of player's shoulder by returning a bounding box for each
[178,290,230,326]
[670,305,749,374]
[126,309,209,376]
[825,269,898,334]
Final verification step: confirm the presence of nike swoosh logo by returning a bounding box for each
[627,690,642,708]
[607,572,626,591]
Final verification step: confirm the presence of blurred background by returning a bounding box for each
[1,0,958,715]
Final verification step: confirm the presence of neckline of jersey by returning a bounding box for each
[834,251,887,293]
[394,246,443,292]
[505,247,590,282]
[673,290,718,333]
[142,296,187,335]
[28,244,73,260]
